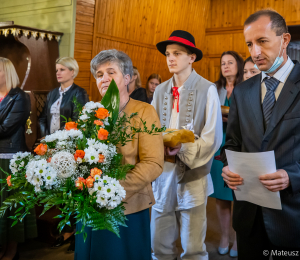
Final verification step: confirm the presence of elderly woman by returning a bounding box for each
[0,57,36,260]
[74,50,164,260]
[39,57,89,137]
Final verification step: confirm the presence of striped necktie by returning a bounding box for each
[262,77,280,127]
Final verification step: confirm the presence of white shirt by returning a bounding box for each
[50,85,72,134]
[261,57,294,102]
[151,82,222,212]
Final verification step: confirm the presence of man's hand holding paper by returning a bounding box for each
[259,169,290,192]
[222,166,243,190]
[223,150,282,210]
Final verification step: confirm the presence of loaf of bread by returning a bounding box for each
[163,128,195,148]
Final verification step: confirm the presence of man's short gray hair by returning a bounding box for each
[90,49,133,79]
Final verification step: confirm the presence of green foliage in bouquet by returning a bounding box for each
[0,79,165,240]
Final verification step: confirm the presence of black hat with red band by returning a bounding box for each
[156,30,203,62]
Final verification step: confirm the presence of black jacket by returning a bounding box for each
[129,87,148,103]
[39,84,89,136]
[0,87,31,153]
[221,61,300,248]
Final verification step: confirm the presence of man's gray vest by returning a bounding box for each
[153,70,215,183]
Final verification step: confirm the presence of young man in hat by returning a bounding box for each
[151,30,223,260]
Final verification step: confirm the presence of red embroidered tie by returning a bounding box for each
[172,87,179,113]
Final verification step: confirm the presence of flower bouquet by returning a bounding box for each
[0,80,164,240]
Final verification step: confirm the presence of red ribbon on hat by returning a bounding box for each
[172,87,179,113]
[168,36,196,48]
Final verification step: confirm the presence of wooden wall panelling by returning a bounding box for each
[88,0,211,101]
[74,0,96,97]
[204,0,300,82]
[208,0,300,28]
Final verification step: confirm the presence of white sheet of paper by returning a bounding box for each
[225,150,282,210]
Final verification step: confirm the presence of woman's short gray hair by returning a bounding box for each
[91,49,133,79]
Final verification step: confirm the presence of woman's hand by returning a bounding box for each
[222,115,228,122]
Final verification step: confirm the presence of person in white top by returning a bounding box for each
[151,30,223,260]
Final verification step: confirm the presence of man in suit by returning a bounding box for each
[221,9,300,259]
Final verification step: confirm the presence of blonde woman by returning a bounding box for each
[0,57,36,260]
[145,73,162,104]
[38,57,89,251]
[128,66,148,102]
[39,57,89,137]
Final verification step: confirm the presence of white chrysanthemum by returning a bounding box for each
[67,129,83,139]
[44,166,57,187]
[51,151,77,179]
[102,175,112,184]
[108,198,122,209]
[96,194,108,207]
[93,182,103,192]
[79,114,89,120]
[10,152,32,174]
[94,175,101,181]
[33,159,48,177]
[93,176,126,209]
[84,147,99,164]
[102,184,116,198]
[44,129,83,143]
[84,101,104,112]
[25,160,39,181]
[32,175,43,187]
[34,185,42,193]
[86,138,96,147]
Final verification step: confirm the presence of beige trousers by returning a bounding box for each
[151,200,208,260]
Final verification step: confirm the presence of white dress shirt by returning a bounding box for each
[152,82,222,212]
[50,85,72,134]
[261,57,294,102]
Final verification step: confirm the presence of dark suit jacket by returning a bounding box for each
[39,83,89,136]
[0,87,30,153]
[221,61,300,248]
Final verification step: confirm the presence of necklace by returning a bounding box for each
[119,98,130,114]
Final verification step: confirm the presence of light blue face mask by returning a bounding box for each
[254,36,284,74]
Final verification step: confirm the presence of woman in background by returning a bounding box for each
[210,51,244,258]
[39,57,89,251]
[243,56,260,81]
[145,73,161,104]
[128,66,148,102]
[39,57,89,137]
[0,57,36,260]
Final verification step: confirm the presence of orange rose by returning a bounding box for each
[75,177,86,190]
[95,108,109,119]
[47,157,52,163]
[94,120,104,126]
[65,122,78,130]
[74,150,85,161]
[6,175,12,187]
[86,176,95,188]
[90,167,102,177]
[98,128,109,140]
[98,154,105,163]
[34,143,47,156]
